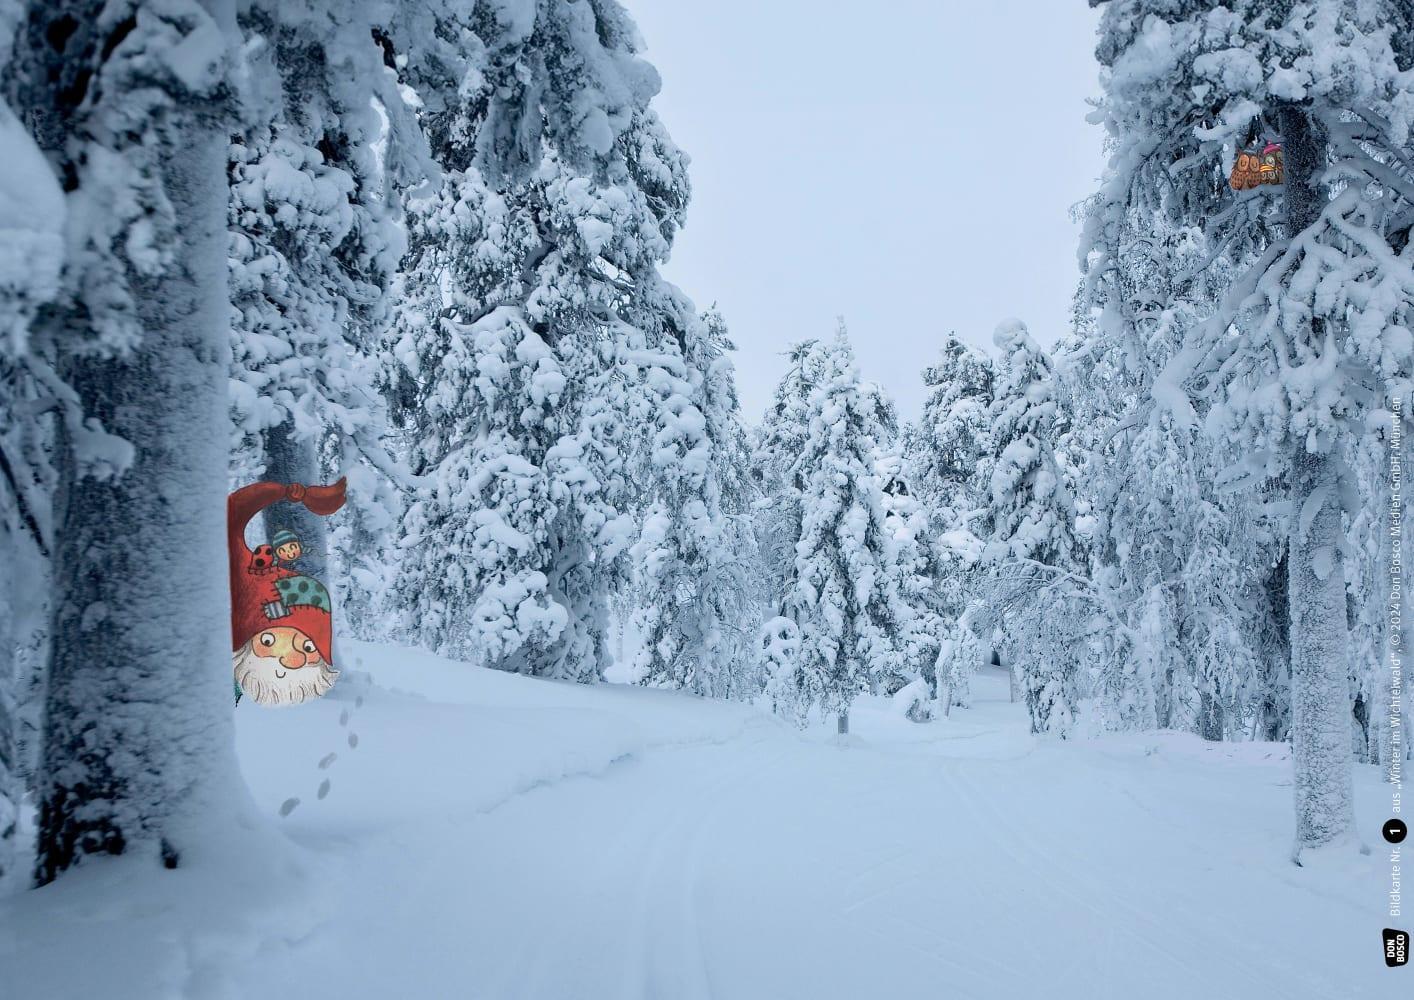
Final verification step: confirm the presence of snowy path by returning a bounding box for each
[258,738,1375,999]
[230,648,1391,1000]
[2,643,1401,999]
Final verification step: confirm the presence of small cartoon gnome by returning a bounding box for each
[229,480,346,706]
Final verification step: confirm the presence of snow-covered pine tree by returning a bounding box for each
[934,609,988,717]
[784,331,910,731]
[914,332,994,522]
[1092,0,1414,853]
[10,0,250,882]
[983,321,1081,569]
[390,0,693,682]
[631,309,760,698]
[703,323,767,701]
[752,339,829,616]
[977,320,1087,737]
[909,332,995,705]
[876,446,941,699]
[1072,206,1279,738]
[228,2,412,632]
[759,615,803,723]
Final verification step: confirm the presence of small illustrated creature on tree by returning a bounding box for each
[228,480,346,706]
[1229,141,1283,190]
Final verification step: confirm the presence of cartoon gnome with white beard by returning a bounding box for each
[229,479,346,706]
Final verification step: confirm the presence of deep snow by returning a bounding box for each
[0,641,1402,999]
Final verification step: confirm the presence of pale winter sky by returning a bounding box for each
[629,0,1105,421]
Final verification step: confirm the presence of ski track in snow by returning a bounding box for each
[0,643,1402,1000]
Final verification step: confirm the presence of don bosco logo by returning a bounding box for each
[1385,928,1409,968]
[228,479,346,707]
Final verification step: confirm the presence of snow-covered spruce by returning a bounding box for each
[751,338,829,618]
[905,331,996,705]
[876,445,943,698]
[759,615,804,722]
[228,2,413,635]
[912,331,994,529]
[389,0,699,682]
[975,320,1087,738]
[1071,208,1280,738]
[630,309,761,698]
[781,331,914,731]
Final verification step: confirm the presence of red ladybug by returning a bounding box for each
[249,543,275,573]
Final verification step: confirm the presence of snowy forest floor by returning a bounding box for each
[0,642,1401,1000]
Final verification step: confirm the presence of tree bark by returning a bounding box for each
[1286,449,1357,852]
[260,420,330,577]
[0,559,18,886]
[1199,689,1225,742]
[35,0,244,884]
[1276,104,1356,855]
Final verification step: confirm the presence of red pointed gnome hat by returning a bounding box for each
[228,479,345,665]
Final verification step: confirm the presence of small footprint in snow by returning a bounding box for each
[279,685,363,817]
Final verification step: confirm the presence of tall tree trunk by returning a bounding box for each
[1260,551,1292,742]
[1277,104,1356,856]
[0,562,19,887]
[35,0,243,884]
[1199,689,1225,742]
[1286,450,1357,852]
[1157,665,1174,729]
[260,420,329,577]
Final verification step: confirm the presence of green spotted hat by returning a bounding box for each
[273,574,332,613]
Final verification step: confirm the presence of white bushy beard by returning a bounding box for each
[233,640,338,707]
